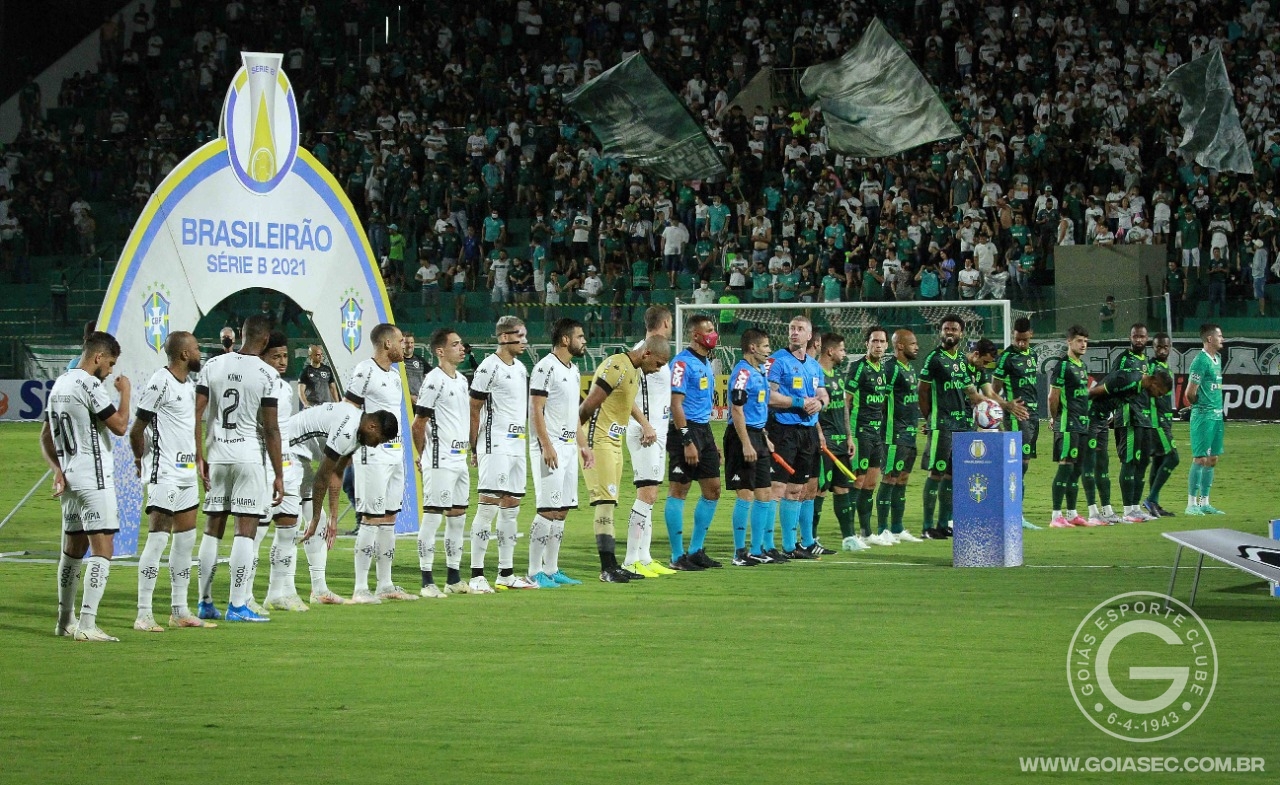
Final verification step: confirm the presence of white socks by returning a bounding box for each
[79,555,110,630]
[197,533,221,603]
[169,529,196,617]
[626,500,652,566]
[545,520,565,575]
[303,510,330,595]
[243,524,269,602]
[266,525,298,601]
[354,524,377,591]
[496,506,519,571]
[444,514,465,570]
[528,515,551,577]
[228,534,255,608]
[136,530,169,614]
[469,504,499,570]
[418,512,443,573]
[374,525,396,592]
[1088,504,1099,518]
[57,553,83,626]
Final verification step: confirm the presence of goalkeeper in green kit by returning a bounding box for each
[1184,323,1227,515]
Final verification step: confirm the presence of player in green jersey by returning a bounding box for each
[875,329,925,544]
[1048,326,1094,527]
[992,317,1041,529]
[1185,323,1226,515]
[847,326,893,544]
[917,315,1026,539]
[1143,333,1180,517]
[815,333,867,551]
[1113,323,1158,521]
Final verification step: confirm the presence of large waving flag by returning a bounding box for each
[801,18,959,157]
[564,53,726,181]
[1163,50,1254,174]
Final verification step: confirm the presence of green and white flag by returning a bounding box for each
[1163,50,1254,174]
[564,53,726,181]
[800,18,959,157]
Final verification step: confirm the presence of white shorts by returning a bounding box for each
[1182,247,1201,268]
[1153,218,1169,234]
[354,456,405,516]
[422,459,470,510]
[269,459,312,520]
[204,462,268,517]
[477,451,527,498]
[531,440,579,511]
[144,483,199,516]
[626,424,668,487]
[62,487,119,534]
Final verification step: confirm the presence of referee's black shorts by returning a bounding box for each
[766,420,818,484]
[725,426,772,491]
[667,421,721,482]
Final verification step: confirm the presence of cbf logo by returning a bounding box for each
[968,473,988,502]
[340,290,364,353]
[142,284,171,353]
[220,52,300,195]
[1068,592,1217,742]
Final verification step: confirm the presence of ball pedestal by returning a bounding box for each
[952,431,1024,568]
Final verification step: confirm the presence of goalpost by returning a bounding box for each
[674,299,1028,358]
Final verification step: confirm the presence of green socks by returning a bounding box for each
[1053,462,1073,510]
[890,484,907,534]
[922,477,939,531]
[876,483,893,532]
[834,492,855,538]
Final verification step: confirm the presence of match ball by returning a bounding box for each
[974,400,1004,431]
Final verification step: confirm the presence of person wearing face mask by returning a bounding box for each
[128,331,213,633]
[692,279,716,305]
[665,314,724,570]
[42,330,132,641]
[217,326,236,355]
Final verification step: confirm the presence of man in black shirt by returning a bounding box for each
[297,344,338,407]
[402,332,428,396]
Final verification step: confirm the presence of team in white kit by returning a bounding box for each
[45,308,678,638]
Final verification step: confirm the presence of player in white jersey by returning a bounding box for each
[527,318,590,588]
[411,328,474,597]
[252,332,311,613]
[466,315,531,594]
[293,401,400,600]
[41,331,131,641]
[194,314,283,623]
[127,331,214,632]
[344,322,417,603]
[623,306,677,577]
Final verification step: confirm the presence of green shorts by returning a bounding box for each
[886,438,918,477]
[1189,413,1225,458]
[1152,421,1177,457]
[1053,430,1086,463]
[1114,426,1153,464]
[1005,415,1039,459]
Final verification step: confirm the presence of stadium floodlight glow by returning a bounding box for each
[675,299,1019,352]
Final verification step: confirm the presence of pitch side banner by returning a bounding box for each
[1030,338,1280,420]
[97,53,416,556]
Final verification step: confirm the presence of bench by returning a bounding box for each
[1163,528,1280,609]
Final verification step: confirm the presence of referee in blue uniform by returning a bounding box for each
[665,313,723,570]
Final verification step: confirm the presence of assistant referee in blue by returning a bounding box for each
[665,313,723,571]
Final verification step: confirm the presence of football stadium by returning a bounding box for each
[2,1,1279,782]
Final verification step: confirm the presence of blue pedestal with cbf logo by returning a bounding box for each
[952,431,1023,567]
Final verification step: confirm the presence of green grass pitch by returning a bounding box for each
[1,421,1278,783]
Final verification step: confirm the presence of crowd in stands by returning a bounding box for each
[5,0,1280,322]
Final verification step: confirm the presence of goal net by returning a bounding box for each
[675,299,1031,361]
